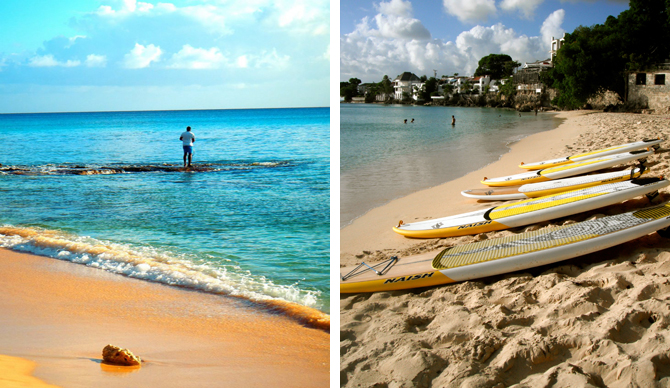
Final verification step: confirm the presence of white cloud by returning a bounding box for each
[374,14,431,40]
[29,55,81,67]
[341,9,564,81]
[376,0,414,17]
[265,0,329,36]
[250,49,290,69]
[500,0,544,19]
[85,54,107,67]
[540,9,566,47]
[443,0,497,24]
[67,35,87,48]
[236,55,248,68]
[96,0,154,16]
[29,55,59,67]
[323,44,330,61]
[353,2,431,41]
[168,45,226,69]
[122,43,162,69]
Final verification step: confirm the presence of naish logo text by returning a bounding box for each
[384,272,434,284]
[457,220,492,230]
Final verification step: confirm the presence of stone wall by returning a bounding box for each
[627,71,670,114]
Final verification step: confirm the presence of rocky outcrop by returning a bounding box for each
[102,344,142,366]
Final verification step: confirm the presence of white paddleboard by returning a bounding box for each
[482,150,653,187]
[519,138,662,170]
[343,202,670,293]
[393,178,668,238]
[462,167,647,201]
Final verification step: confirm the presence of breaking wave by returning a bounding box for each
[0,225,329,331]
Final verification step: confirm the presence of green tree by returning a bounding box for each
[474,54,520,79]
[419,77,438,100]
[381,75,393,96]
[547,0,670,109]
[442,83,454,97]
[462,80,473,94]
[340,79,361,102]
[499,77,515,98]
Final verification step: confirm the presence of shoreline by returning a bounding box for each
[340,109,563,229]
[340,110,587,264]
[0,247,329,388]
[340,104,562,228]
[341,111,670,387]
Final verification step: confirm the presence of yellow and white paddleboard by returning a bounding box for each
[482,150,653,187]
[393,178,668,238]
[519,138,662,170]
[462,167,647,201]
[343,202,670,293]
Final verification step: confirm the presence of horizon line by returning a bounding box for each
[0,106,329,115]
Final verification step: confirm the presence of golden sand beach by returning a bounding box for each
[341,111,670,387]
[0,248,329,388]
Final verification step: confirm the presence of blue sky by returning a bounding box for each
[0,0,329,113]
[341,0,629,83]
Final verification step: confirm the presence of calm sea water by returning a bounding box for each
[341,104,563,226]
[0,108,330,317]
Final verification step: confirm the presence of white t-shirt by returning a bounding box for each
[181,131,195,146]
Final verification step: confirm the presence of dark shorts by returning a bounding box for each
[183,145,193,154]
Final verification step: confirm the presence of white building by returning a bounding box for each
[472,76,492,93]
[550,33,566,62]
[393,72,422,100]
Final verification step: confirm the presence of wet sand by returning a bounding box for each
[341,111,670,387]
[0,248,329,388]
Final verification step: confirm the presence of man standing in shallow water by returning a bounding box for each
[180,126,196,168]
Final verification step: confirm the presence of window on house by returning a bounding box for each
[655,74,666,85]
[636,73,646,85]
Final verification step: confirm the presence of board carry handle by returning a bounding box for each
[658,227,670,239]
[341,256,398,281]
[643,137,662,150]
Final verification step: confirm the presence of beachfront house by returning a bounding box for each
[393,72,422,100]
[512,35,563,95]
[472,76,492,93]
[440,77,469,94]
[514,59,551,94]
[628,63,670,113]
[358,83,373,95]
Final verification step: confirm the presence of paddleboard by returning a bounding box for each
[482,150,653,187]
[393,178,668,238]
[519,138,662,170]
[343,202,670,293]
[462,167,647,201]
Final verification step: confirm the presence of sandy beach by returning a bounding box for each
[0,248,329,388]
[341,111,670,387]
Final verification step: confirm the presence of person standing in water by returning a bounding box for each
[180,126,196,168]
[451,115,456,125]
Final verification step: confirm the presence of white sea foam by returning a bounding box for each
[0,225,322,311]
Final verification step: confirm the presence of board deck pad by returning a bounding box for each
[519,139,662,170]
[432,204,670,270]
[342,203,670,293]
[482,150,653,187]
[462,168,645,200]
[394,178,668,238]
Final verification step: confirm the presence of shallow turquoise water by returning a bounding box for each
[340,104,562,226]
[0,108,330,314]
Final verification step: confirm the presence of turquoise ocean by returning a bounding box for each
[341,104,563,226]
[0,108,330,321]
